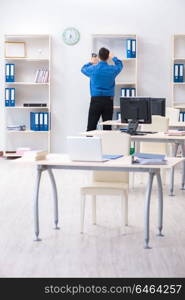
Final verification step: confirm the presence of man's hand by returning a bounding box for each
[91,57,99,64]
[109,52,114,60]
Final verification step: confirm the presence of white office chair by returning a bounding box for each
[80,131,130,233]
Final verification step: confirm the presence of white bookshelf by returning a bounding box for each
[172,34,185,109]
[92,34,138,118]
[4,34,51,152]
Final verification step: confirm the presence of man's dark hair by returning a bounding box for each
[98,47,109,61]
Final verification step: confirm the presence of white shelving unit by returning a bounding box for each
[4,34,51,153]
[92,34,138,118]
[172,34,185,109]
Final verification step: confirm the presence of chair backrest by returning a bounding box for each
[92,131,131,183]
[166,107,180,124]
[140,115,169,155]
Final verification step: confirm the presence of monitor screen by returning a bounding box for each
[150,98,166,116]
[120,97,152,124]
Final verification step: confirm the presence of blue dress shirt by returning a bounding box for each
[81,57,123,97]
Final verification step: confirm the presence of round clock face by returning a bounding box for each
[62,27,80,45]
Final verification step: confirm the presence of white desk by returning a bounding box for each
[84,130,185,195]
[99,120,185,129]
[18,155,183,249]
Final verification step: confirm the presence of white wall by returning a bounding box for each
[0,0,185,152]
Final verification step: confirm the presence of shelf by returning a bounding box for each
[5,106,49,109]
[4,58,49,61]
[173,58,185,61]
[7,130,50,134]
[5,82,49,86]
[173,82,185,85]
[5,34,50,39]
[173,104,185,109]
[116,82,136,86]
[92,34,136,39]
[114,106,120,110]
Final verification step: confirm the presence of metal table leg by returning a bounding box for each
[34,165,43,241]
[156,171,164,237]
[181,142,185,190]
[144,171,154,249]
[48,168,60,230]
[169,143,178,196]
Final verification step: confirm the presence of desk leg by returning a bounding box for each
[144,172,154,249]
[169,143,178,196]
[48,169,60,230]
[34,166,43,241]
[181,142,185,190]
[156,172,164,237]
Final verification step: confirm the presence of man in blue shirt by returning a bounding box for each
[81,47,123,131]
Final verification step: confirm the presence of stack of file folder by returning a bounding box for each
[174,64,184,82]
[5,64,15,82]
[30,112,49,131]
[34,68,49,83]
[132,152,167,165]
[121,88,136,97]
[126,39,136,58]
[5,88,16,106]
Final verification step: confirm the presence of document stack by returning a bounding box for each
[5,64,15,82]
[30,112,49,131]
[34,68,49,83]
[22,150,47,161]
[132,152,167,165]
[121,88,136,97]
[7,125,26,131]
[174,64,184,82]
[126,39,136,58]
[5,88,16,106]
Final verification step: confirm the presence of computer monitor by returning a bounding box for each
[150,98,166,116]
[120,97,152,135]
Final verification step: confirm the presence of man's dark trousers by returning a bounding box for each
[87,96,113,131]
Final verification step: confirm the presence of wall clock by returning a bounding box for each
[62,27,80,45]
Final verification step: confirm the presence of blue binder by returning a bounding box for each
[174,64,180,82]
[130,88,136,97]
[30,112,39,131]
[10,88,15,106]
[179,64,184,82]
[39,112,44,131]
[5,64,15,82]
[121,88,126,97]
[131,39,136,58]
[43,112,49,131]
[126,39,132,58]
[5,88,10,106]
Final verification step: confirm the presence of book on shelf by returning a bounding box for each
[5,63,15,82]
[7,125,26,131]
[23,103,47,107]
[30,112,49,131]
[5,88,16,106]
[34,68,49,83]
[174,64,184,82]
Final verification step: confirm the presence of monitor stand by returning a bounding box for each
[127,120,139,135]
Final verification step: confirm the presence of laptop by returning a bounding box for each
[67,136,123,162]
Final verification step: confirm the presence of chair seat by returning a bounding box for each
[81,182,128,195]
